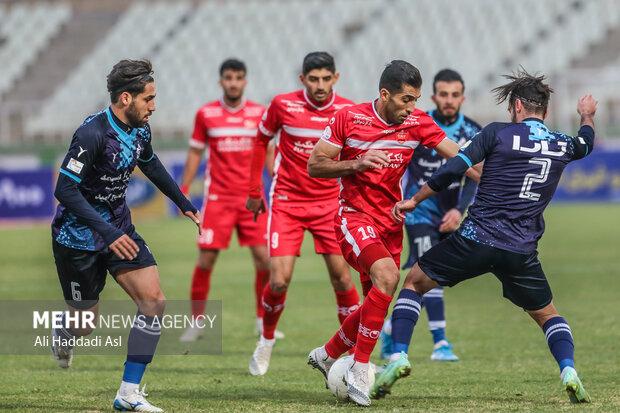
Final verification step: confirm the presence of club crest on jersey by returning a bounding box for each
[397,130,407,143]
[321,126,332,140]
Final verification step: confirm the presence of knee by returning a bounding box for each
[138,290,166,317]
[269,278,289,294]
[197,250,217,270]
[373,266,400,295]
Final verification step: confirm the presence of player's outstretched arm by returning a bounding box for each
[571,95,597,160]
[433,138,481,182]
[138,155,201,232]
[307,140,389,178]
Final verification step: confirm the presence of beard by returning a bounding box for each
[125,102,147,128]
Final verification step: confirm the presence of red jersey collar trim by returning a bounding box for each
[219,98,246,113]
[372,99,394,126]
[303,88,336,111]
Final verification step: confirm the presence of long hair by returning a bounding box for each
[492,67,553,114]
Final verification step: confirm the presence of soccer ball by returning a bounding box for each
[327,355,376,401]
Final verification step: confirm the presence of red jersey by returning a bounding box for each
[322,101,447,233]
[190,99,265,200]
[254,89,354,203]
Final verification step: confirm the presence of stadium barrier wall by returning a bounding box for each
[1,146,619,222]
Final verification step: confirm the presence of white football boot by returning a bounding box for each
[50,327,73,369]
[249,336,275,376]
[113,385,163,412]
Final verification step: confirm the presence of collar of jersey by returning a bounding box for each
[105,107,138,143]
[430,110,464,141]
[219,97,246,113]
[303,88,336,111]
[372,99,394,126]
[523,117,545,124]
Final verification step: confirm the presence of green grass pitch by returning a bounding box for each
[0,204,618,412]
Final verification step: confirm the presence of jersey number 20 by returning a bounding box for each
[519,157,551,201]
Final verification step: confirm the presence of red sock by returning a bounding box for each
[254,269,270,318]
[335,287,360,324]
[325,306,361,359]
[261,284,286,340]
[354,286,392,363]
[190,267,211,317]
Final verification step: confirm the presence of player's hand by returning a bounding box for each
[355,150,390,172]
[392,198,418,222]
[109,234,139,260]
[246,197,266,221]
[439,208,462,233]
[184,210,201,235]
[577,94,597,117]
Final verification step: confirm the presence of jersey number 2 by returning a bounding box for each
[519,157,551,201]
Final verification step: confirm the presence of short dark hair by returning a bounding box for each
[107,59,154,103]
[302,52,336,75]
[379,60,422,93]
[492,67,553,114]
[433,69,464,94]
[220,58,246,76]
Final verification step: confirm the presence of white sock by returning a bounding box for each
[260,335,275,346]
[119,380,139,396]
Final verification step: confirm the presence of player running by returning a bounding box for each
[306,60,479,406]
[246,52,361,376]
[381,69,481,362]
[178,59,276,342]
[51,59,199,412]
[375,69,595,404]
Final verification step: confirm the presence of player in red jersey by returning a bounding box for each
[179,59,273,342]
[246,52,361,375]
[306,60,480,406]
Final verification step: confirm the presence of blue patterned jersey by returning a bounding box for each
[52,107,154,251]
[404,110,481,227]
[428,118,595,253]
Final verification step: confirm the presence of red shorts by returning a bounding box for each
[268,200,341,257]
[334,208,403,283]
[198,196,267,250]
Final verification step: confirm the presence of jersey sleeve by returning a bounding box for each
[569,125,595,161]
[137,124,155,163]
[258,98,283,137]
[415,114,447,149]
[456,123,501,167]
[190,109,207,149]
[320,108,348,148]
[426,123,499,192]
[58,127,102,184]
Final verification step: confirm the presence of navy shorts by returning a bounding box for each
[418,233,552,311]
[52,229,156,309]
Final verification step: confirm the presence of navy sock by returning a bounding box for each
[391,289,422,354]
[542,316,575,372]
[123,312,161,384]
[423,287,446,344]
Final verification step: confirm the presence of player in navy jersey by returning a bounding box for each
[381,69,481,363]
[51,59,199,412]
[373,69,596,404]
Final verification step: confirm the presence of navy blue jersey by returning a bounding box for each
[52,107,154,251]
[428,118,595,253]
[404,111,481,226]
